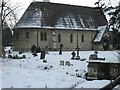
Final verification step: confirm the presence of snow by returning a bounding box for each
[76,80,110,88]
[0,48,120,89]
[94,25,107,43]
[16,8,42,28]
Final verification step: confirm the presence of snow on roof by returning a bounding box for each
[16,8,42,28]
[94,25,107,43]
[14,2,108,30]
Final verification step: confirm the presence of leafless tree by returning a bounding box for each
[0,0,22,29]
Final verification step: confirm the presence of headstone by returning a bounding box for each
[66,61,70,66]
[60,61,64,66]
[22,55,26,58]
[40,50,46,59]
[8,50,11,54]
[71,51,76,60]
[43,60,47,63]
[59,43,63,55]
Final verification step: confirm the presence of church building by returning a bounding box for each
[13,1,108,51]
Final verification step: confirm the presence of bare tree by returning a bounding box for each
[0,0,21,56]
[95,0,120,50]
[0,0,22,29]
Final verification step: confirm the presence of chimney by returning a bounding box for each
[43,0,50,2]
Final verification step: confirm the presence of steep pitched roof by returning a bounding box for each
[14,1,108,30]
[94,25,107,42]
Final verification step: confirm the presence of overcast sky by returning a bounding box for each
[11,0,119,19]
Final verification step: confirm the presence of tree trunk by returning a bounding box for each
[0,0,3,56]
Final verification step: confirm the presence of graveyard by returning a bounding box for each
[0,47,120,89]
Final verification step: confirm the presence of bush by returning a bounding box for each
[37,46,41,53]
[31,45,41,53]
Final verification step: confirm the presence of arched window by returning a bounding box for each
[81,34,84,42]
[58,34,61,43]
[44,32,47,41]
[26,32,29,39]
[40,32,43,41]
[70,34,73,43]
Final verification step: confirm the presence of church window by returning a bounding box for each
[41,32,43,41]
[70,34,73,43]
[26,32,29,39]
[58,34,61,43]
[81,34,84,42]
[40,32,47,41]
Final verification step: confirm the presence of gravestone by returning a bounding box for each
[43,60,47,63]
[71,51,76,60]
[40,50,46,59]
[66,61,70,66]
[59,43,63,55]
[60,61,64,66]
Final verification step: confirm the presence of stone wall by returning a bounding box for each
[88,62,120,80]
[13,28,97,51]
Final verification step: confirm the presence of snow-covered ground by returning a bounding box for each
[0,47,120,89]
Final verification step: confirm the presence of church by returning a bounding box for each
[13,1,108,51]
